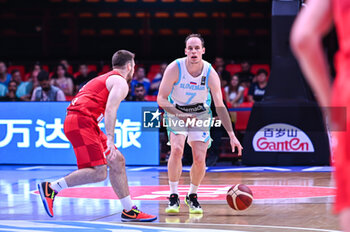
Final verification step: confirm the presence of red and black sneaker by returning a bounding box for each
[38,182,57,217]
[121,206,157,222]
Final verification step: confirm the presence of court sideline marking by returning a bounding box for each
[0,220,341,232]
[151,222,341,232]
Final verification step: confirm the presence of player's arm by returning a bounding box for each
[290,0,333,107]
[104,75,128,155]
[247,95,254,103]
[157,61,188,117]
[209,69,243,155]
[247,86,254,103]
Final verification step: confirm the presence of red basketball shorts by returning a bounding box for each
[64,112,108,169]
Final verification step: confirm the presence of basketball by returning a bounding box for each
[226,184,253,211]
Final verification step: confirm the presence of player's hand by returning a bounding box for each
[177,113,196,122]
[105,139,117,162]
[230,136,243,156]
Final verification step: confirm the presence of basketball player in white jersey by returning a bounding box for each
[157,34,243,214]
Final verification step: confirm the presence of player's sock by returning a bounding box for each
[120,195,133,211]
[189,183,199,195]
[50,178,68,193]
[169,181,179,195]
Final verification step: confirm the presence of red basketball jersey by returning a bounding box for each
[67,70,123,122]
[333,0,350,78]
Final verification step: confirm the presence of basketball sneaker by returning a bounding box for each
[185,193,203,214]
[165,193,180,213]
[121,206,157,222]
[38,182,57,217]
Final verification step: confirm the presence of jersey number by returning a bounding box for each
[185,92,196,104]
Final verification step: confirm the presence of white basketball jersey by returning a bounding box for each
[169,57,212,110]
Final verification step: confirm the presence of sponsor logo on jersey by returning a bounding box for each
[180,83,205,91]
[175,103,206,113]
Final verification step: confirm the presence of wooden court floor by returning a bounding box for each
[0,166,340,232]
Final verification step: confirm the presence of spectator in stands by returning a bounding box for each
[31,71,66,101]
[11,69,32,101]
[132,83,146,101]
[60,59,73,76]
[74,64,92,93]
[149,63,167,96]
[33,62,42,72]
[224,74,245,107]
[26,65,41,93]
[51,64,74,96]
[0,80,21,102]
[248,69,268,102]
[0,83,6,97]
[214,57,231,87]
[25,62,42,81]
[236,61,254,88]
[131,67,150,96]
[0,61,11,87]
[124,82,133,101]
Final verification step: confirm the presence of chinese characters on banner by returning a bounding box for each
[0,119,141,149]
[0,102,159,165]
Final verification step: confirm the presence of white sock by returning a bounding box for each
[120,195,133,211]
[50,178,68,193]
[169,181,179,195]
[189,183,199,195]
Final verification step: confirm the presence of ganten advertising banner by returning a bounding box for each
[242,103,330,165]
[0,102,159,165]
[252,123,315,152]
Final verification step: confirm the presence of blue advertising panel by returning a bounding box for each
[0,102,159,165]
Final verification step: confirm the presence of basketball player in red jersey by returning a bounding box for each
[291,0,350,231]
[37,50,157,222]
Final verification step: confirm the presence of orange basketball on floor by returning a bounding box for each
[226,184,253,211]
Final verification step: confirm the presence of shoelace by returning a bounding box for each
[131,206,140,214]
[189,195,200,208]
[168,194,179,206]
[50,191,55,200]
[47,184,56,200]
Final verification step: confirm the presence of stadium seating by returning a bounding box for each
[251,64,270,75]
[225,64,242,76]
[7,65,26,79]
